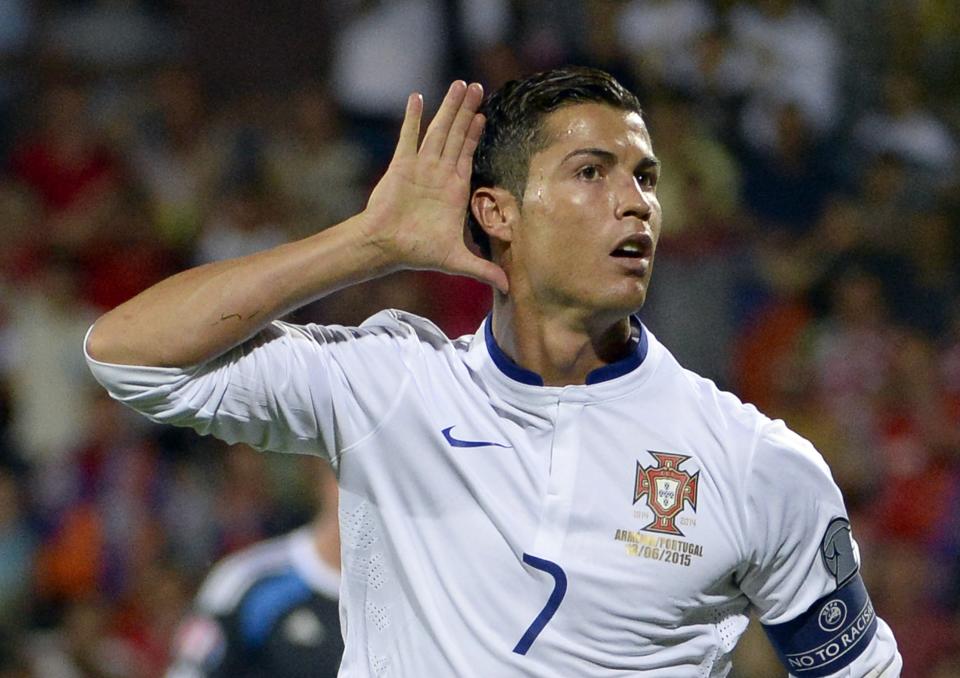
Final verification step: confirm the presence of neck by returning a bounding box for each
[491,294,634,386]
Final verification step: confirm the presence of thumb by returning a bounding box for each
[446,251,509,294]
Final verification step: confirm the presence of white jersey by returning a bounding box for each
[85,310,901,677]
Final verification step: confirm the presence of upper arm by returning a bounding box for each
[85,316,415,464]
[739,421,901,677]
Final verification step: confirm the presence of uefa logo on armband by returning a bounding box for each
[818,599,847,632]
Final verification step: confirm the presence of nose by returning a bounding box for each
[615,174,653,222]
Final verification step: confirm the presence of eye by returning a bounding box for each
[636,171,658,189]
[576,165,603,181]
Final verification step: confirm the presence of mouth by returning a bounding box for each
[610,233,654,261]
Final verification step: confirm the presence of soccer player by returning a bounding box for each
[85,67,901,676]
[166,460,342,678]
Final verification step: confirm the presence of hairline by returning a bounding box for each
[502,100,644,206]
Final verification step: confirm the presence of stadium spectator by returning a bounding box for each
[739,101,835,236]
[615,0,716,87]
[4,255,97,463]
[328,0,449,164]
[166,459,341,678]
[193,183,288,266]
[728,0,841,139]
[852,70,958,175]
[24,595,145,678]
[639,93,743,385]
[8,80,123,250]
[128,66,227,250]
[39,0,180,75]
[0,0,32,162]
[264,84,370,238]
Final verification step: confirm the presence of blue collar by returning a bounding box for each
[484,315,648,386]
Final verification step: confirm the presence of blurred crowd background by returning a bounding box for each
[0,0,958,676]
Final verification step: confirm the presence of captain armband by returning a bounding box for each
[761,518,878,677]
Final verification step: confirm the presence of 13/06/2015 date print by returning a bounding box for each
[614,529,704,567]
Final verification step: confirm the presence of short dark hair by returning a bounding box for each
[468,66,643,258]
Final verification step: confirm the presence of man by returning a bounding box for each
[166,460,342,677]
[85,67,901,676]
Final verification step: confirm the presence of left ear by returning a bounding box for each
[470,186,519,247]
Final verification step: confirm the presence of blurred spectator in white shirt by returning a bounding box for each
[616,0,716,86]
[329,0,511,163]
[4,258,97,464]
[853,70,957,174]
[728,0,841,141]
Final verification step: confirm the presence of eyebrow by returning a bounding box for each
[561,147,661,170]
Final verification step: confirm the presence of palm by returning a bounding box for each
[364,82,507,293]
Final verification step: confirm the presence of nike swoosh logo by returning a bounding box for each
[441,426,512,449]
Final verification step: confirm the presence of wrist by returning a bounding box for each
[348,210,404,275]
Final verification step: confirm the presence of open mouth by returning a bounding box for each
[610,234,653,259]
[611,243,646,258]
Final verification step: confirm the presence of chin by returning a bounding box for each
[590,285,648,318]
[618,277,650,309]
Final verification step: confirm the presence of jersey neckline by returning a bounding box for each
[482,313,649,387]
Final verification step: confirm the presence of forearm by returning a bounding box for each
[87,81,500,367]
[86,214,392,367]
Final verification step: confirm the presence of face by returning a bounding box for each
[506,103,662,319]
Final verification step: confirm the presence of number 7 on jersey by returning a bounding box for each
[513,554,568,655]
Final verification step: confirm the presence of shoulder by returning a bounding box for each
[661,345,773,460]
[245,310,460,379]
[652,340,830,493]
[646,329,766,424]
[671,363,830,491]
[685,368,769,428]
[349,309,469,373]
[359,309,455,348]
[750,418,837,497]
[275,309,456,356]
[742,418,846,558]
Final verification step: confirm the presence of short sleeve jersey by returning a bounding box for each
[88,311,900,677]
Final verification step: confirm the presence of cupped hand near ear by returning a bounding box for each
[361,81,509,294]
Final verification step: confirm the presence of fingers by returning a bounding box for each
[391,93,423,163]
[420,81,482,161]
[392,81,484,167]
[441,82,484,164]
[457,112,485,180]
[419,81,467,158]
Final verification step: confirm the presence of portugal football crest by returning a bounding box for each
[634,452,699,535]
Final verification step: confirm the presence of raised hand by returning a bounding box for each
[361,81,508,293]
